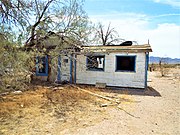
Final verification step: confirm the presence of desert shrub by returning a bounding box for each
[0,40,35,91]
[159,58,170,77]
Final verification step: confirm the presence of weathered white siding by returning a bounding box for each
[61,55,71,82]
[76,52,146,88]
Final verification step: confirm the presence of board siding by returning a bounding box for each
[61,55,71,82]
[76,52,146,88]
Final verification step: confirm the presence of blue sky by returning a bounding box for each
[84,0,180,58]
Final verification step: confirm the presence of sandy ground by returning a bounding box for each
[62,69,180,135]
[0,68,179,135]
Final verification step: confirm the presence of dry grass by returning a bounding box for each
[0,88,45,117]
[0,85,107,134]
[43,86,96,118]
[0,86,95,118]
[45,86,92,104]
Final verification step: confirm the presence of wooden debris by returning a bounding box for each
[12,91,23,95]
[75,86,140,118]
[0,92,9,96]
[52,87,64,90]
[76,86,120,104]
[100,104,108,107]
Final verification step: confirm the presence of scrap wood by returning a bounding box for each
[74,86,140,119]
[75,86,120,104]
[74,86,141,119]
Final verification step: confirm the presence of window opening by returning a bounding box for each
[36,56,48,76]
[87,55,105,71]
[116,56,136,72]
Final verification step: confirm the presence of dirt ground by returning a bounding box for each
[0,68,179,135]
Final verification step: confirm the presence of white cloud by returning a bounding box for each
[149,13,180,19]
[89,12,149,30]
[89,13,180,58]
[152,0,180,8]
[147,23,180,58]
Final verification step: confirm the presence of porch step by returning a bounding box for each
[95,82,106,88]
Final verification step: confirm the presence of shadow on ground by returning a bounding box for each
[21,81,162,97]
[102,86,161,97]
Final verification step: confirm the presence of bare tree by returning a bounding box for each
[95,22,122,45]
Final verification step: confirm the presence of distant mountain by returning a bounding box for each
[149,56,180,64]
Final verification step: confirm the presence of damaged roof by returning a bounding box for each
[82,44,152,53]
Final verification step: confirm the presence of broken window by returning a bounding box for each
[63,59,68,63]
[36,55,48,76]
[116,56,136,72]
[86,55,105,71]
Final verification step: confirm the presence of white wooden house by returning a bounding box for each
[76,45,152,88]
[34,43,152,89]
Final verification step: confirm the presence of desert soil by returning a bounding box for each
[0,68,179,135]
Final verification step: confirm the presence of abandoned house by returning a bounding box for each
[76,45,152,88]
[32,34,152,89]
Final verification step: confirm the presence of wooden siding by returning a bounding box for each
[61,55,71,82]
[76,52,146,88]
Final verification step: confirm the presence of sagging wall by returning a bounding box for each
[76,52,147,88]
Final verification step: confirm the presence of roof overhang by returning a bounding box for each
[82,44,152,53]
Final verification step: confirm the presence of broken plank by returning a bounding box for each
[76,86,120,104]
